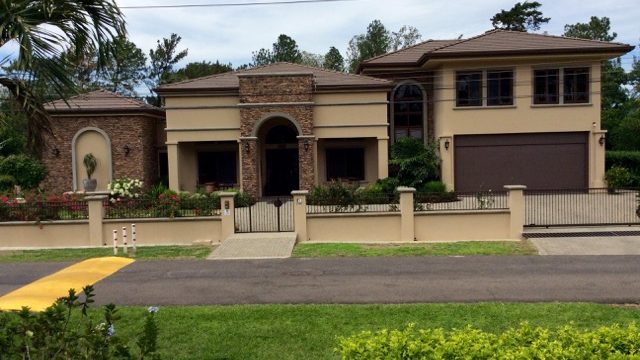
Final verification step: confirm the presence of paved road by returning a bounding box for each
[71,256,640,305]
[0,262,72,296]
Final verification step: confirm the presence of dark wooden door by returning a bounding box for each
[264,148,299,196]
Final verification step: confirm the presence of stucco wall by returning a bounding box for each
[306,213,401,242]
[103,217,222,245]
[414,210,511,241]
[0,221,89,248]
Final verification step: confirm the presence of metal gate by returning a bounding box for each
[234,196,294,233]
[524,188,640,227]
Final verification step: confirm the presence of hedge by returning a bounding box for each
[337,322,640,359]
[607,151,640,187]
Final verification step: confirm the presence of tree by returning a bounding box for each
[563,17,617,42]
[347,20,391,73]
[172,61,233,82]
[323,47,345,72]
[146,33,188,104]
[491,1,550,31]
[0,0,125,154]
[391,25,422,51]
[251,34,303,66]
[98,36,146,96]
[300,51,324,68]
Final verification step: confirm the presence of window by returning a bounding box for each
[456,71,482,107]
[393,84,424,142]
[197,151,237,185]
[487,70,514,106]
[564,67,589,103]
[326,148,365,181]
[533,69,559,104]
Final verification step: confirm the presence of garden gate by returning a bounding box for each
[234,196,294,233]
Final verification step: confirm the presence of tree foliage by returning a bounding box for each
[252,34,303,66]
[391,25,422,51]
[564,16,617,42]
[323,46,345,72]
[172,61,233,82]
[98,35,147,96]
[390,137,440,189]
[491,1,550,31]
[145,33,188,104]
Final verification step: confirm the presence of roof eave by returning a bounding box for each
[46,107,165,117]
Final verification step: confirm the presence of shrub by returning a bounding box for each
[0,174,16,191]
[83,153,97,179]
[0,154,46,189]
[390,137,440,188]
[108,178,143,199]
[605,166,633,189]
[337,322,640,359]
[0,286,160,359]
[611,110,640,151]
[370,177,399,196]
[607,151,640,186]
[308,181,359,206]
[420,180,446,193]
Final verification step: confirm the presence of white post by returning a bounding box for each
[112,229,118,255]
[122,226,128,255]
[131,224,137,251]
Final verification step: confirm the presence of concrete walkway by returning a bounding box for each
[525,226,640,255]
[208,232,297,260]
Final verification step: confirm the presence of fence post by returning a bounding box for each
[85,195,107,247]
[291,190,308,242]
[397,187,416,242]
[504,185,527,240]
[219,192,236,240]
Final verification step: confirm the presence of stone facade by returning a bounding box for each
[238,74,315,196]
[41,114,164,194]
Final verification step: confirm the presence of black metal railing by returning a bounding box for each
[235,196,293,232]
[0,201,88,222]
[104,197,221,219]
[525,188,640,227]
[306,193,399,214]
[414,191,509,212]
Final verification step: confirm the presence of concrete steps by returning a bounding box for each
[208,232,297,260]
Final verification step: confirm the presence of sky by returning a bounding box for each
[114,0,640,68]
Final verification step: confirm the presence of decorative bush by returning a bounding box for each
[605,166,633,189]
[607,151,640,186]
[0,154,46,189]
[108,178,143,199]
[0,174,16,191]
[0,286,160,359]
[390,137,440,189]
[0,192,88,222]
[337,322,640,359]
[420,180,447,193]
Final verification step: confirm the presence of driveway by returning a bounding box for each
[526,226,640,255]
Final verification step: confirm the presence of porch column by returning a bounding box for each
[505,185,526,240]
[239,137,259,197]
[297,135,316,191]
[398,186,416,242]
[377,137,389,179]
[167,143,179,191]
[219,192,236,240]
[291,190,308,242]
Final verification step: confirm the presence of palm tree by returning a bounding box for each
[0,0,126,154]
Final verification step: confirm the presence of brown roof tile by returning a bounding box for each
[45,89,161,114]
[363,39,460,65]
[156,62,392,93]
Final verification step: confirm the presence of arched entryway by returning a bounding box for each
[257,118,300,196]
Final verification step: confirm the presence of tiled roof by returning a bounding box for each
[156,62,392,93]
[361,29,634,69]
[45,89,161,113]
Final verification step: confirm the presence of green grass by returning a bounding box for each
[111,303,640,360]
[293,241,537,257]
[0,245,213,262]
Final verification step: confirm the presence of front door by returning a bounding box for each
[264,148,299,196]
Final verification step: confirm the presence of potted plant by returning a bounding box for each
[83,153,98,192]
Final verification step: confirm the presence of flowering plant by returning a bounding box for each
[108,178,143,200]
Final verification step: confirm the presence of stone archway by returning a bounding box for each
[256,117,300,196]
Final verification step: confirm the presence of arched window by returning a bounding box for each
[393,84,424,141]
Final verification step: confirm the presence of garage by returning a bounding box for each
[454,132,588,192]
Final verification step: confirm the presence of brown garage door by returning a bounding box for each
[454,132,588,192]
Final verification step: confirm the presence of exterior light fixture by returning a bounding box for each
[304,139,310,152]
[599,135,605,146]
[444,139,450,150]
[51,147,60,157]
[123,145,131,156]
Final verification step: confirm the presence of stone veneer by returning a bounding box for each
[238,73,315,197]
[41,114,163,194]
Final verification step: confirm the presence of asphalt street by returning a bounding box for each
[3,256,640,305]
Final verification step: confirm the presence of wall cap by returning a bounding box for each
[218,192,237,197]
[291,190,309,195]
[503,185,527,190]
[397,186,417,193]
[84,195,108,201]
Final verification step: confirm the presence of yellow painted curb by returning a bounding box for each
[0,257,134,311]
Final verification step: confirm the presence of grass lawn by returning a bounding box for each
[0,245,213,262]
[112,303,640,359]
[293,240,537,257]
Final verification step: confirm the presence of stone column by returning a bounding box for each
[377,137,389,179]
[504,185,526,240]
[297,135,316,190]
[166,143,179,191]
[397,186,416,242]
[85,194,107,246]
[219,192,236,240]
[291,190,308,242]
[239,137,259,197]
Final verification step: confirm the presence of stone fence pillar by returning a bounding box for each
[85,195,107,246]
[219,192,236,240]
[397,187,416,242]
[504,185,527,240]
[291,190,308,242]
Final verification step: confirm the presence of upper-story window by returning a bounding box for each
[456,70,514,107]
[393,84,424,141]
[533,67,590,105]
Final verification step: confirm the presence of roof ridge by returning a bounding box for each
[521,29,631,46]
[428,30,493,53]
[278,62,391,83]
